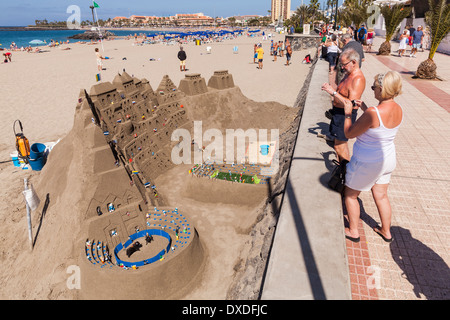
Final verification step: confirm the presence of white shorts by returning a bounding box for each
[345,157,396,192]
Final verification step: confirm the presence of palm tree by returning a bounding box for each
[295,4,311,27]
[309,0,321,26]
[377,3,411,55]
[416,0,450,79]
[340,0,374,28]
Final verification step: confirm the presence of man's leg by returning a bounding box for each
[333,139,350,163]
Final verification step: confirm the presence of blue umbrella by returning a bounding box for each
[29,39,45,45]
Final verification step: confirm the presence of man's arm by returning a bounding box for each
[347,76,365,101]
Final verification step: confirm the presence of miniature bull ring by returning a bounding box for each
[85,207,193,270]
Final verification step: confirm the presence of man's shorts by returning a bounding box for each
[286,53,291,61]
[412,43,421,49]
[180,60,186,66]
[329,106,358,142]
[258,59,263,62]
[327,52,338,67]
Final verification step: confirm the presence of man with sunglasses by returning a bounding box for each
[321,49,366,163]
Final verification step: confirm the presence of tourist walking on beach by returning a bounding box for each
[273,41,278,62]
[398,30,408,57]
[410,25,424,58]
[357,24,367,45]
[178,46,187,71]
[365,29,375,53]
[95,48,105,71]
[253,43,258,63]
[256,44,264,69]
[342,71,403,243]
[285,40,292,66]
[321,49,366,163]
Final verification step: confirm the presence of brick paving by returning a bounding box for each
[343,38,450,300]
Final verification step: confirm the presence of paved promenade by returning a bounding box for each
[346,37,450,300]
[262,36,449,300]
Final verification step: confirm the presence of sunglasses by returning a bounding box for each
[342,60,351,66]
[371,85,382,90]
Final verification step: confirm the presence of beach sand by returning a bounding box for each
[0,31,313,299]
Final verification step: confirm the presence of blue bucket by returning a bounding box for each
[260,145,269,156]
[29,156,46,171]
[30,143,46,160]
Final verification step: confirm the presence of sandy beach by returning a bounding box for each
[0,31,313,299]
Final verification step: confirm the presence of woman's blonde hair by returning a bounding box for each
[375,71,402,99]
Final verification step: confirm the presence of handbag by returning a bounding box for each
[328,159,349,194]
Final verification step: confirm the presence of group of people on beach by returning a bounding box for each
[253,38,293,70]
[320,27,404,244]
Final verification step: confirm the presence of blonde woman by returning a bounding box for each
[398,30,408,57]
[342,71,403,243]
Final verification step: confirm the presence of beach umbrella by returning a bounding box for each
[29,39,45,45]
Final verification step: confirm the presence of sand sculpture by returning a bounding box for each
[29,69,298,299]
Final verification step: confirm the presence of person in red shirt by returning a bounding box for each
[3,52,12,63]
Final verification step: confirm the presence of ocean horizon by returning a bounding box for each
[0,28,181,49]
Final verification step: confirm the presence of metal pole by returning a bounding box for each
[334,0,339,31]
[94,6,104,52]
[24,178,33,250]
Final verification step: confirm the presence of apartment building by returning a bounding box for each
[271,0,291,22]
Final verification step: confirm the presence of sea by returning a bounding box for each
[0,27,178,49]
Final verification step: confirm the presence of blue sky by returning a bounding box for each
[0,0,330,26]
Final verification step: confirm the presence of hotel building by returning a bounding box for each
[271,0,291,22]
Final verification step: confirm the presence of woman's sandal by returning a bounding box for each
[374,227,393,243]
[345,235,360,243]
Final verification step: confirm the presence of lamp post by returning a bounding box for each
[334,0,339,31]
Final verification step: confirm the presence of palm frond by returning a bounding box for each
[425,0,450,60]
[380,4,411,42]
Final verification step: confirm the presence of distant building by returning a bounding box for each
[271,0,291,23]
[174,13,215,26]
[112,12,215,26]
[232,15,261,25]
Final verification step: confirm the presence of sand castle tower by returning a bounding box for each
[208,70,235,90]
[178,73,208,96]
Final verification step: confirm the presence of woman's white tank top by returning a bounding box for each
[353,106,403,163]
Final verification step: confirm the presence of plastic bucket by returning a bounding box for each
[10,152,21,167]
[260,145,269,156]
[29,156,46,171]
[30,143,46,160]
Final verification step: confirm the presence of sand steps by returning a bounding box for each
[85,239,114,268]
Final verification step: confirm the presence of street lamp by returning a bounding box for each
[334,0,339,31]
